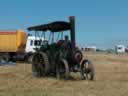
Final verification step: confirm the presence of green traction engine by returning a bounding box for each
[27,16,95,80]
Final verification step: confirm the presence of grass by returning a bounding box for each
[0,52,128,96]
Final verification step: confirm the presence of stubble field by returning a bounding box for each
[0,52,128,96]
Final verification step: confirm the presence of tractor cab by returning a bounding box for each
[27,16,95,80]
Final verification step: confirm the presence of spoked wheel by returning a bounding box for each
[56,59,70,80]
[80,59,95,80]
[32,52,49,77]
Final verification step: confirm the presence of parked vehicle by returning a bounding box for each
[115,45,126,54]
[0,30,44,63]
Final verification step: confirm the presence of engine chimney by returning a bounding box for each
[69,16,75,50]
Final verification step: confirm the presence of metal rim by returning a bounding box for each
[80,59,95,80]
[56,59,70,80]
[0,54,10,63]
[32,52,49,77]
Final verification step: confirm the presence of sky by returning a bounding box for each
[0,0,128,49]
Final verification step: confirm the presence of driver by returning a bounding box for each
[63,35,71,50]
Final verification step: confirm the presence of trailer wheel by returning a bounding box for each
[24,52,33,63]
[56,59,70,80]
[80,59,95,80]
[32,52,49,77]
[28,55,33,63]
[0,54,10,63]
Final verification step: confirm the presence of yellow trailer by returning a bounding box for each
[0,30,27,62]
[0,30,27,53]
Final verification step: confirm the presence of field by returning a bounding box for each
[0,52,128,96]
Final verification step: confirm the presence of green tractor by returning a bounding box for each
[28,16,95,80]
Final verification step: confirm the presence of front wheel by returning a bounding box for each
[80,59,95,80]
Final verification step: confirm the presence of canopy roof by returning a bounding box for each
[28,21,70,32]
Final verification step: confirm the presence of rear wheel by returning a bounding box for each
[80,59,95,80]
[56,59,70,80]
[32,52,49,77]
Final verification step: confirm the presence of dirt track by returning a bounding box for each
[0,52,128,96]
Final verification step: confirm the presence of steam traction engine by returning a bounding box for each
[28,16,95,80]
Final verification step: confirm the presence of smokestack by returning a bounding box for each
[69,16,75,49]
